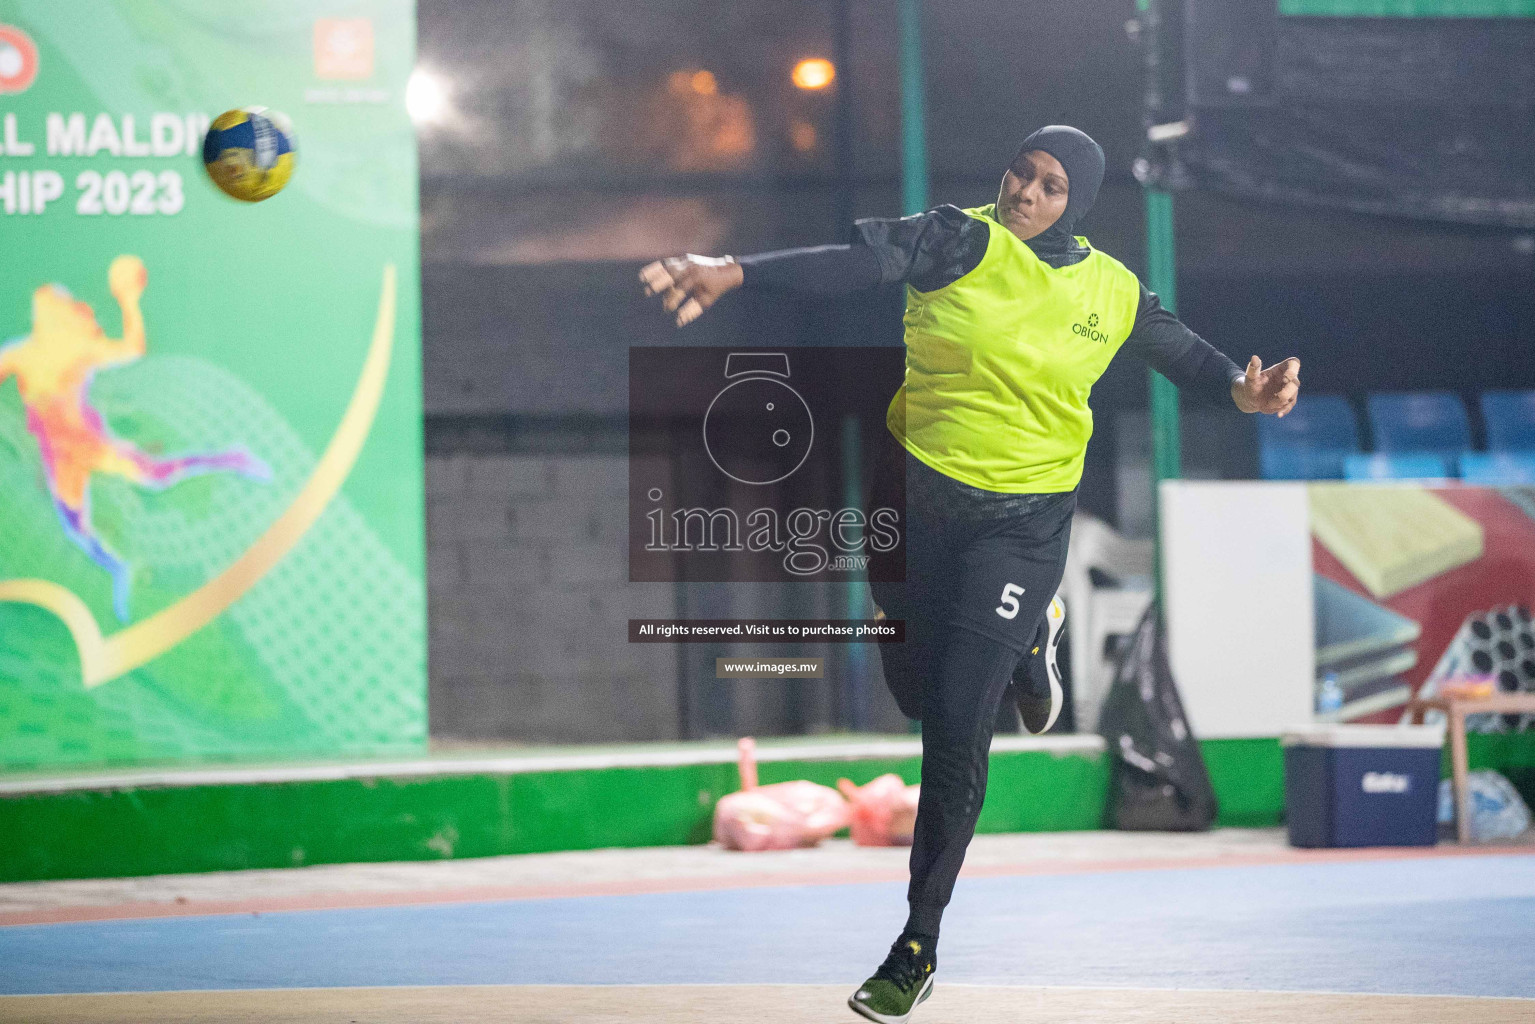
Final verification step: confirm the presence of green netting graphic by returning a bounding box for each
[0,355,425,768]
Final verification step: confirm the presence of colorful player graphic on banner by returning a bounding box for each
[0,257,270,622]
[0,0,425,770]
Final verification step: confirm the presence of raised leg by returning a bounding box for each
[52,498,133,622]
[109,443,271,490]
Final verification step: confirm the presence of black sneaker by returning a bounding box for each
[1013,594,1066,734]
[848,933,936,1023]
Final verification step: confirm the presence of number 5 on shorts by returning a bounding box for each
[995,582,1025,619]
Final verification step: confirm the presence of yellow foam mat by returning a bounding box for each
[1309,484,1484,599]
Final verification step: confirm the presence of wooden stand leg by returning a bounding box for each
[1449,706,1471,845]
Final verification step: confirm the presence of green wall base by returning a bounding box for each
[8,732,1532,883]
[0,739,1107,883]
[1204,738,1288,827]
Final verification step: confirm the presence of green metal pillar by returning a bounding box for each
[897,0,926,733]
[1145,188,1181,602]
[1145,188,1182,483]
[898,0,929,215]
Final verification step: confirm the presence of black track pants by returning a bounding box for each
[869,448,1076,937]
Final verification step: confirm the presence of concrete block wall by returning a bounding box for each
[418,261,911,745]
[426,452,679,744]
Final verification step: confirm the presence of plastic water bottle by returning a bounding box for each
[1318,672,1344,716]
[1439,772,1532,841]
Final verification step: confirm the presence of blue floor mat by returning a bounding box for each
[3,855,1533,998]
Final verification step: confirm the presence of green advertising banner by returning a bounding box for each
[0,1,425,769]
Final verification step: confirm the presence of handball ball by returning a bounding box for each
[201,107,296,202]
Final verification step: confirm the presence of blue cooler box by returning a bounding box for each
[1281,724,1445,848]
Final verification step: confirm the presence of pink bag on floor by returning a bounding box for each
[837,773,920,846]
[712,738,850,852]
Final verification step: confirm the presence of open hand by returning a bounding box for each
[1232,355,1300,417]
[638,254,744,327]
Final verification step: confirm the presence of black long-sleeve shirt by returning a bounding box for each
[736,204,1244,403]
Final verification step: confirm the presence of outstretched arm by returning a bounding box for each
[104,255,147,362]
[1122,286,1299,415]
[638,205,984,327]
[1121,285,1243,401]
[99,254,148,362]
[637,246,882,326]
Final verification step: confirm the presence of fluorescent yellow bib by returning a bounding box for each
[886,203,1141,493]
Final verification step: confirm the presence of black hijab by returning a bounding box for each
[1007,125,1106,264]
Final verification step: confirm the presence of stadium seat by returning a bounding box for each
[1459,452,1535,485]
[1365,392,1471,461]
[1256,393,1359,480]
[1480,390,1535,453]
[1343,453,1452,481]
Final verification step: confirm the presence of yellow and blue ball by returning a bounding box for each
[201,107,296,203]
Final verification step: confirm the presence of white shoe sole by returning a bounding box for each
[1023,595,1066,735]
[848,974,934,1024]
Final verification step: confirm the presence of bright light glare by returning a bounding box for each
[407,68,451,125]
[791,58,835,91]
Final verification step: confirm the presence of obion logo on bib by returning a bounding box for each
[1071,311,1109,344]
[0,25,39,95]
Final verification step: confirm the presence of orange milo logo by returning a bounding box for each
[0,25,38,95]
